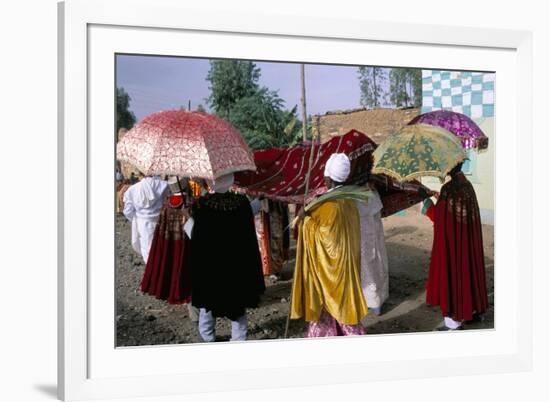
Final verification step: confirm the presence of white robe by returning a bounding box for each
[355,190,389,309]
[123,176,169,263]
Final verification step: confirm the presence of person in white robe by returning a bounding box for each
[325,154,389,315]
[355,189,389,315]
[123,175,170,263]
[324,154,389,315]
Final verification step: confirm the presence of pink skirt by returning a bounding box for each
[307,311,366,337]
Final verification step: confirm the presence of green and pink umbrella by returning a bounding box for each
[408,110,489,151]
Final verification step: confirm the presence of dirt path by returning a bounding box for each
[116,208,494,346]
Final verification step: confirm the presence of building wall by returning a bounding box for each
[420,70,495,225]
[421,70,495,118]
[316,108,420,144]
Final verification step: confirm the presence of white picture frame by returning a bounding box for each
[58,0,533,400]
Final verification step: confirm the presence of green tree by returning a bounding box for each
[196,104,206,113]
[116,87,136,131]
[206,60,302,150]
[407,68,423,107]
[206,60,260,118]
[358,66,387,108]
[227,88,302,150]
[389,68,409,107]
[389,68,422,108]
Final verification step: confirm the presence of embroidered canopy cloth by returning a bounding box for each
[234,129,427,216]
[234,130,376,204]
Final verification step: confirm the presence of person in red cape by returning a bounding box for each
[421,162,489,331]
[140,178,206,307]
[140,192,191,305]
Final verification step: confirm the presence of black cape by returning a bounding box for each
[189,192,265,320]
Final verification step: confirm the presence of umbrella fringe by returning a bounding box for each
[113,160,256,180]
[372,152,467,183]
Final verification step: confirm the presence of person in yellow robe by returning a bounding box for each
[290,153,368,337]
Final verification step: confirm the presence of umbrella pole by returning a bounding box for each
[284,131,317,338]
[175,176,186,207]
[283,236,296,338]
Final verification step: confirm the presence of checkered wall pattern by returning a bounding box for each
[421,70,495,119]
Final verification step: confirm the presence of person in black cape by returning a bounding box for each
[184,173,265,342]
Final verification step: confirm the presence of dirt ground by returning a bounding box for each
[115,207,494,347]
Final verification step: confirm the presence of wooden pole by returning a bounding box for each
[300,64,308,142]
[316,115,321,145]
[284,107,318,339]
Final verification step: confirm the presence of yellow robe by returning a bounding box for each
[290,199,368,325]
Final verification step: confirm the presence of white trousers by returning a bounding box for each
[198,309,248,342]
[357,209,389,308]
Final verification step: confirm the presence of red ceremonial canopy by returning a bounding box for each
[234,130,376,204]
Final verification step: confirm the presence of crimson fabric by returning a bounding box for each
[140,201,192,304]
[189,192,265,320]
[234,130,425,216]
[425,202,435,221]
[234,130,376,204]
[425,172,488,321]
[377,180,426,218]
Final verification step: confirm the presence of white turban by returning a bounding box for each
[206,173,234,193]
[324,153,351,183]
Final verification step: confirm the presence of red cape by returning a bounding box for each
[425,173,488,321]
[141,199,192,304]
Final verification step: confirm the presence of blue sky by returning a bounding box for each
[116,55,365,122]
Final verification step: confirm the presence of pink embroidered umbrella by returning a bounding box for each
[408,110,489,150]
[116,110,256,180]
